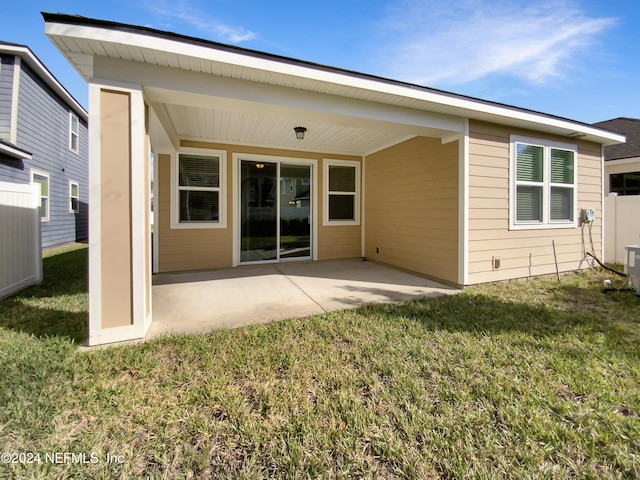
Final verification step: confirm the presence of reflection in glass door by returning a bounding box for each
[279,164,311,259]
[240,161,278,262]
[240,160,312,263]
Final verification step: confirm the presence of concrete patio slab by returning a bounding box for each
[148,259,459,339]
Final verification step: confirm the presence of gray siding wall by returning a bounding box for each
[0,60,88,248]
[0,55,15,141]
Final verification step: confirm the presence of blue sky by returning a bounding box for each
[3,0,639,124]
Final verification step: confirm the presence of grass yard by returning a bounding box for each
[0,244,638,479]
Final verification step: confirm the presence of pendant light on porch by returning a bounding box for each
[294,126,307,140]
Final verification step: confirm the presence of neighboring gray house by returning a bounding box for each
[0,41,88,248]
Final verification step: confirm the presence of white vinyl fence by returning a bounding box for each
[0,181,42,299]
[605,193,640,264]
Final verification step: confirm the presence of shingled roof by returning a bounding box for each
[592,117,640,161]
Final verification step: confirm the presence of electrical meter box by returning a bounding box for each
[625,245,640,295]
[581,208,596,223]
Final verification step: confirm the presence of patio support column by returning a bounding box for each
[87,81,152,346]
[459,119,469,286]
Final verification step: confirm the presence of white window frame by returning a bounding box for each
[69,112,79,154]
[31,168,50,222]
[510,135,578,230]
[170,147,227,229]
[323,159,360,226]
[69,180,80,213]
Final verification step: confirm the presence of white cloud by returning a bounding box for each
[377,0,615,86]
[142,0,256,43]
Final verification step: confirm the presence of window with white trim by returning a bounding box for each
[323,159,360,225]
[69,112,79,153]
[31,169,50,222]
[69,181,79,213]
[171,149,226,229]
[510,136,577,229]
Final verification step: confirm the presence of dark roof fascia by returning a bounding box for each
[42,12,612,134]
[0,38,88,119]
[0,40,30,49]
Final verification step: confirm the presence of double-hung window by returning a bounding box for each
[171,149,226,229]
[323,159,360,225]
[69,181,79,213]
[511,136,577,229]
[69,112,79,154]
[31,169,50,222]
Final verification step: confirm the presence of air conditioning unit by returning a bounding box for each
[625,245,640,295]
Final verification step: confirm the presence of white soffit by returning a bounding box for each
[44,17,625,146]
[161,103,414,155]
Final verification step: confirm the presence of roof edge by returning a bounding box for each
[0,138,33,159]
[41,12,624,145]
[0,40,87,120]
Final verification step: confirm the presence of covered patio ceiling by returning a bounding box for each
[150,100,419,156]
[144,85,459,156]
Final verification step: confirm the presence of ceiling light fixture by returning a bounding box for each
[294,126,307,140]
[255,163,265,169]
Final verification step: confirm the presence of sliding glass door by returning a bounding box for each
[279,164,311,259]
[240,160,312,263]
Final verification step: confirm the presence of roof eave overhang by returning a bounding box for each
[0,43,88,121]
[0,141,33,160]
[43,14,624,147]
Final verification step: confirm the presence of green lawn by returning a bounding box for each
[0,244,638,479]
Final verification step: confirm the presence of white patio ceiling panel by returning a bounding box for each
[163,104,411,154]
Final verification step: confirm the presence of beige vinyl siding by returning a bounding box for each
[318,225,361,259]
[100,89,133,328]
[605,159,640,176]
[364,136,459,285]
[467,120,603,284]
[605,159,640,177]
[157,141,361,272]
[157,152,233,272]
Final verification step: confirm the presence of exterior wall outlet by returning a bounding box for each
[493,257,501,270]
[376,247,379,254]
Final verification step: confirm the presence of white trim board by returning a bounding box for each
[459,120,469,286]
[10,56,21,144]
[170,147,228,230]
[322,158,361,227]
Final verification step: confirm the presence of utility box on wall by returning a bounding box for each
[625,245,640,295]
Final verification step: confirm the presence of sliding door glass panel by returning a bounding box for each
[280,164,311,259]
[240,161,277,262]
